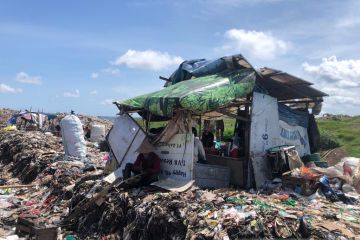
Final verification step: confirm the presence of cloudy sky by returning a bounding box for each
[0,0,359,116]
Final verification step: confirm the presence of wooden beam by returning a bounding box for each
[278,99,323,104]
[159,76,170,82]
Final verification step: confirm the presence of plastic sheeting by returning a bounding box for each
[278,120,311,157]
[278,104,309,128]
[115,69,256,117]
[168,54,250,85]
[250,92,279,188]
[278,104,310,157]
[154,133,194,182]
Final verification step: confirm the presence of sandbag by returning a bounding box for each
[60,115,86,159]
[90,124,105,142]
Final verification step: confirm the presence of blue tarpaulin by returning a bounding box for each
[278,103,309,128]
[168,54,252,85]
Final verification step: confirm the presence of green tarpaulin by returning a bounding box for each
[114,69,256,117]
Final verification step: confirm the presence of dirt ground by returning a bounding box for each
[321,147,349,166]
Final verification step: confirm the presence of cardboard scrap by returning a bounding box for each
[151,178,194,192]
[315,221,356,239]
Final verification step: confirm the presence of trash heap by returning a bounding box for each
[0,115,360,239]
[0,131,63,183]
[0,130,106,238]
[65,182,360,239]
[0,109,17,128]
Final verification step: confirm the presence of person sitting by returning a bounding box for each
[201,128,214,148]
[123,141,160,186]
[192,127,206,163]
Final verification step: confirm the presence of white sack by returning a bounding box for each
[60,115,87,158]
[90,124,105,142]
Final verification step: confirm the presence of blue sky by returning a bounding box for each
[1,0,360,116]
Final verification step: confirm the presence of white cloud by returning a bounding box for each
[302,56,360,114]
[302,56,360,88]
[15,72,42,85]
[91,72,99,79]
[101,99,114,105]
[101,67,120,75]
[63,89,80,98]
[112,49,183,70]
[89,90,98,95]
[91,68,120,79]
[336,16,360,28]
[321,87,360,106]
[0,83,22,93]
[217,29,289,60]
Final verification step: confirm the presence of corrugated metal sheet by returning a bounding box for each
[257,67,328,101]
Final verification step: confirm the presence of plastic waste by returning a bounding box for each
[342,183,356,193]
[283,198,297,207]
[319,175,357,204]
[90,124,105,142]
[64,235,76,240]
[299,215,312,238]
[2,125,17,132]
[319,175,338,202]
[60,114,86,159]
[225,196,246,204]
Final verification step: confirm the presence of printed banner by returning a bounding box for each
[279,120,310,157]
[155,134,194,181]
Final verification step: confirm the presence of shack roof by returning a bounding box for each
[257,67,328,101]
[114,54,327,118]
[114,68,256,117]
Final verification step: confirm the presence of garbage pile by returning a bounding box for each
[77,114,113,136]
[0,131,63,183]
[0,109,17,128]
[0,129,106,238]
[0,112,359,239]
[64,182,360,239]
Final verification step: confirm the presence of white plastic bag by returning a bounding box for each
[287,149,304,170]
[60,115,86,159]
[90,124,105,142]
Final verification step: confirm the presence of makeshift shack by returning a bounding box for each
[109,54,327,189]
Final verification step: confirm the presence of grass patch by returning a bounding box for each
[317,115,360,157]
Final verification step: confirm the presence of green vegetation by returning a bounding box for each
[137,114,360,157]
[319,130,341,150]
[317,116,360,157]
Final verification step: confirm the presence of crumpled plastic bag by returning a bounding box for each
[287,149,304,170]
[2,125,17,132]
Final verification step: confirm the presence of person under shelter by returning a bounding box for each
[123,140,161,186]
[202,128,214,148]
